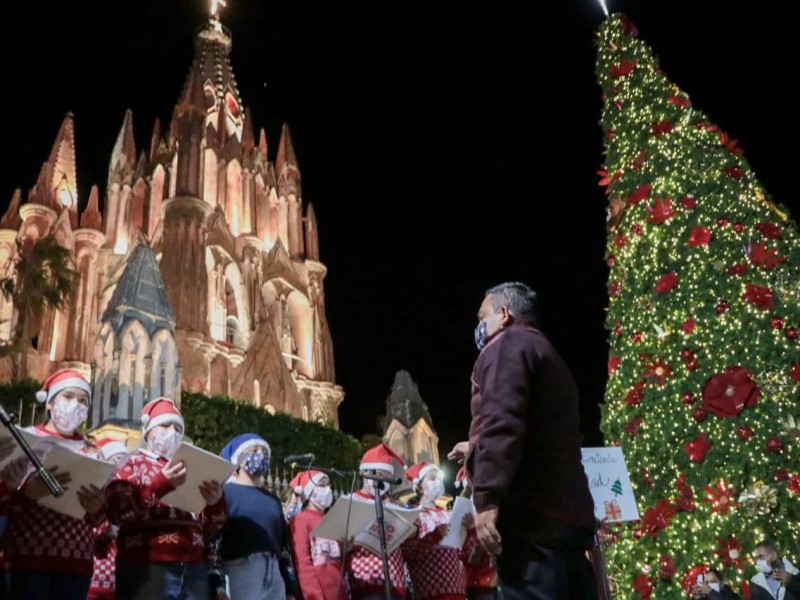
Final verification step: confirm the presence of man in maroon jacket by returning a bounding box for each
[460,282,597,599]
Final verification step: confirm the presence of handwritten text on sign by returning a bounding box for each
[581,447,639,523]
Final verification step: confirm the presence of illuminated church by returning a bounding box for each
[0,6,344,427]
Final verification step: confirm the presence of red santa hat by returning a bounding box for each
[405,461,440,489]
[36,369,91,403]
[454,465,468,489]
[140,397,184,436]
[96,438,129,461]
[360,443,405,474]
[289,469,327,500]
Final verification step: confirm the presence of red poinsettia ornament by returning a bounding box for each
[642,356,672,386]
[655,271,678,294]
[641,498,676,538]
[747,240,785,269]
[628,183,652,205]
[742,284,774,310]
[715,534,744,569]
[702,367,759,418]
[687,226,712,247]
[685,433,712,463]
[702,480,737,515]
[646,196,676,224]
[659,554,676,580]
[633,573,653,600]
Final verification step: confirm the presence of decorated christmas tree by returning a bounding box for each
[596,13,800,599]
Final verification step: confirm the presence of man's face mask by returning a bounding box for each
[241,448,270,477]
[363,476,389,497]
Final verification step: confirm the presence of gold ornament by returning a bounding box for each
[713,260,726,272]
[755,190,788,223]
[737,481,778,516]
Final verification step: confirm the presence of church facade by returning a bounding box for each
[0,11,343,426]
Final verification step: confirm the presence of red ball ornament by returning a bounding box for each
[732,222,744,233]
[692,407,708,422]
[680,348,694,361]
[770,316,785,330]
[716,300,730,314]
[631,331,643,343]
[716,217,728,227]
[686,359,700,371]
[606,255,616,267]
[775,469,790,482]
[786,327,799,340]
[737,426,753,441]
[681,392,696,406]
[613,322,622,336]
[767,438,784,453]
[631,222,643,235]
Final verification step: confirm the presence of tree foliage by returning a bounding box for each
[597,13,800,598]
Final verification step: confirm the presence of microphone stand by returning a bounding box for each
[0,401,63,497]
[360,472,401,600]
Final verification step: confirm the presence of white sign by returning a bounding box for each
[581,446,639,523]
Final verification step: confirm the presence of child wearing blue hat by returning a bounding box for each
[209,434,300,600]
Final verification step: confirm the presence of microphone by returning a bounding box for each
[361,472,402,486]
[283,453,315,465]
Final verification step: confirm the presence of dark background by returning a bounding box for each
[0,1,796,474]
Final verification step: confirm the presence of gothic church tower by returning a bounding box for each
[0,5,343,426]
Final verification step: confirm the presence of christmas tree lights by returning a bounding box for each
[596,14,800,598]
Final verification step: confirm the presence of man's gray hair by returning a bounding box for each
[485,282,539,326]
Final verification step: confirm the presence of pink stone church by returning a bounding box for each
[0,8,343,428]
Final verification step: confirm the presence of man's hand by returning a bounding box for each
[162,459,187,488]
[0,456,30,490]
[475,508,502,555]
[77,484,106,515]
[774,566,792,586]
[690,583,711,598]
[447,441,469,463]
[200,480,223,506]
[462,511,475,530]
[436,522,450,538]
[23,466,71,500]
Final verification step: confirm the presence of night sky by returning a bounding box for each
[1,1,796,462]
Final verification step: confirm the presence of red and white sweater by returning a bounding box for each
[402,506,468,600]
[105,449,227,565]
[345,491,408,599]
[88,520,119,600]
[3,425,104,575]
[290,507,348,600]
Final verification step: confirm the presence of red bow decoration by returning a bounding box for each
[742,284,774,310]
[645,196,675,224]
[640,499,676,539]
[702,366,759,418]
[654,271,678,294]
[747,240,785,269]
[686,226,712,247]
[684,433,712,463]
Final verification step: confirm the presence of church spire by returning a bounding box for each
[79,185,102,231]
[0,189,22,230]
[109,109,137,182]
